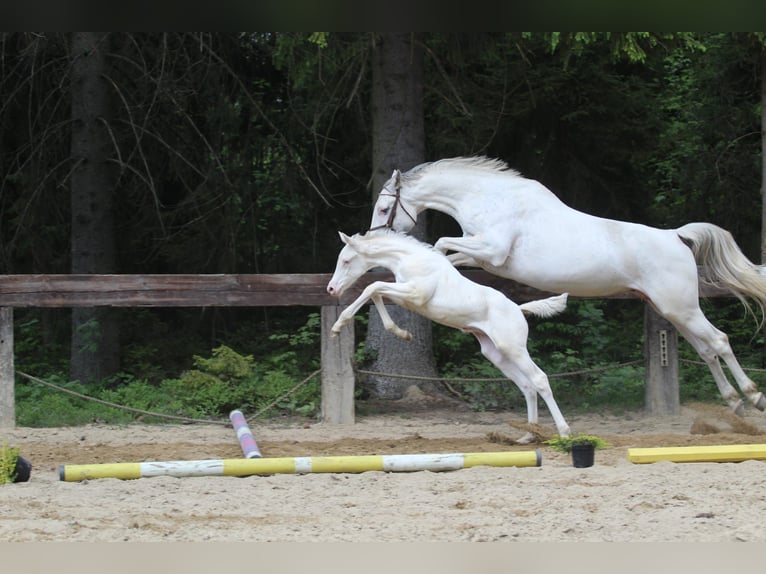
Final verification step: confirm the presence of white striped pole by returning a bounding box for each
[229,409,262,458]
[59,450,541,481]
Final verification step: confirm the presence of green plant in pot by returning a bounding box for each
[0,442,31,484]
[545,433,608,468]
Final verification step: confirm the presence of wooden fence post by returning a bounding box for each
[320,306,355,424]
[644,304,679,415]
[0,307,14,428]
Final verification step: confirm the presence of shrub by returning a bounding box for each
[0,442,19,485]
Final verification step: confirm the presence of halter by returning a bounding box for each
[369,171,417,231]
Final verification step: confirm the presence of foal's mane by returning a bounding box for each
[404,156,522,182]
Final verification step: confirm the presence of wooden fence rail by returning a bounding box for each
[0,272,728,428]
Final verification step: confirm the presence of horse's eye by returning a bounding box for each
[342,259,350,266]
[380,207,390,215]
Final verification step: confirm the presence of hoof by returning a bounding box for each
[515,432,536,445]
[754,392,766,411]
[732,399,746,417]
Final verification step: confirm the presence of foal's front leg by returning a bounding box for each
[370,294,412,340]
[434,235,509,268]
[331,281,418,340]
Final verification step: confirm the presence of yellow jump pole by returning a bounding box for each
[628,443,766,464]
[59,450,541,481]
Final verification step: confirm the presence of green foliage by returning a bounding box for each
[192,345,255,380]
[14,314,69,376]
[16,334,322,426]
[647,33,762,254]
[0,442,20,485]
[166,342,320,418]
[308,32,328,49]
[545,433,608,453]
[16,374,133,426]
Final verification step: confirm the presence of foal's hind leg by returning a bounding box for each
[471,330,571,441]
[663,306,766,414]
[498,352,572,441]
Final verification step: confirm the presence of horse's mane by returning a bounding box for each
[403,156,522,182]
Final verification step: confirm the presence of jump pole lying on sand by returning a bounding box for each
[59,450,541,481]
[229,409,262,458]
[628,444,766,464]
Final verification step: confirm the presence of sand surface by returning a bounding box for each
[3,402,766,542]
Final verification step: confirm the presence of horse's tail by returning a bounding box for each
[677,222,766,325]
[520,293,568,318]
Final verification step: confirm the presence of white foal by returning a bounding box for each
[326,229,571,442]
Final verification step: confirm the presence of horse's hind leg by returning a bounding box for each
[664,306,765,413]
[720,352,766,411]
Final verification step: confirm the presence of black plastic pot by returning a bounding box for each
[570,444,595,468]
[13,456,32,483]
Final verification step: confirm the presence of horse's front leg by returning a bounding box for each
[434,235,508,268]
[447,252,481,268]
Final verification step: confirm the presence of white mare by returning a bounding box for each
[370,156,766,414]
[326,229,571,442]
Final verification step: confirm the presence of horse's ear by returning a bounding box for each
[338,231,351,245]
[393,169,401,187]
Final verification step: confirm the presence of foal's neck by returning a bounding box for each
[362,239,418,273]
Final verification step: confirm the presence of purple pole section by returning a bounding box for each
[229,410,262,459]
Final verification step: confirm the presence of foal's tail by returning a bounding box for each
[520,293,568,318]
[677,222,766,325]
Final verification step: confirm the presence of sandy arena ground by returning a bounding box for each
[3,400,766,542]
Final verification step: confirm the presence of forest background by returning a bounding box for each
[3,32,766,426]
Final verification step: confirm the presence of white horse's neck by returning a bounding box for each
[407,161,561,224]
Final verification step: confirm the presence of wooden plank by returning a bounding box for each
[0,271,730,308]
[0,274,338,307]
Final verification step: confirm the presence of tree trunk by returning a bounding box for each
[761,47,766,368]
[761,47,766,264]
[69,32,120,384]
[365,32,440,399]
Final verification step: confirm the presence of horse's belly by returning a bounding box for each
[483,258,631,297]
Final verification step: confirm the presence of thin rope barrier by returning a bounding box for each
[16,368,321,425]
[16,358,766,424]
[356,359,644,382]
[680,358,766,373]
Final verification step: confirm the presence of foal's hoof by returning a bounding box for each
[754,392,766,411]
[515,432,537,445]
